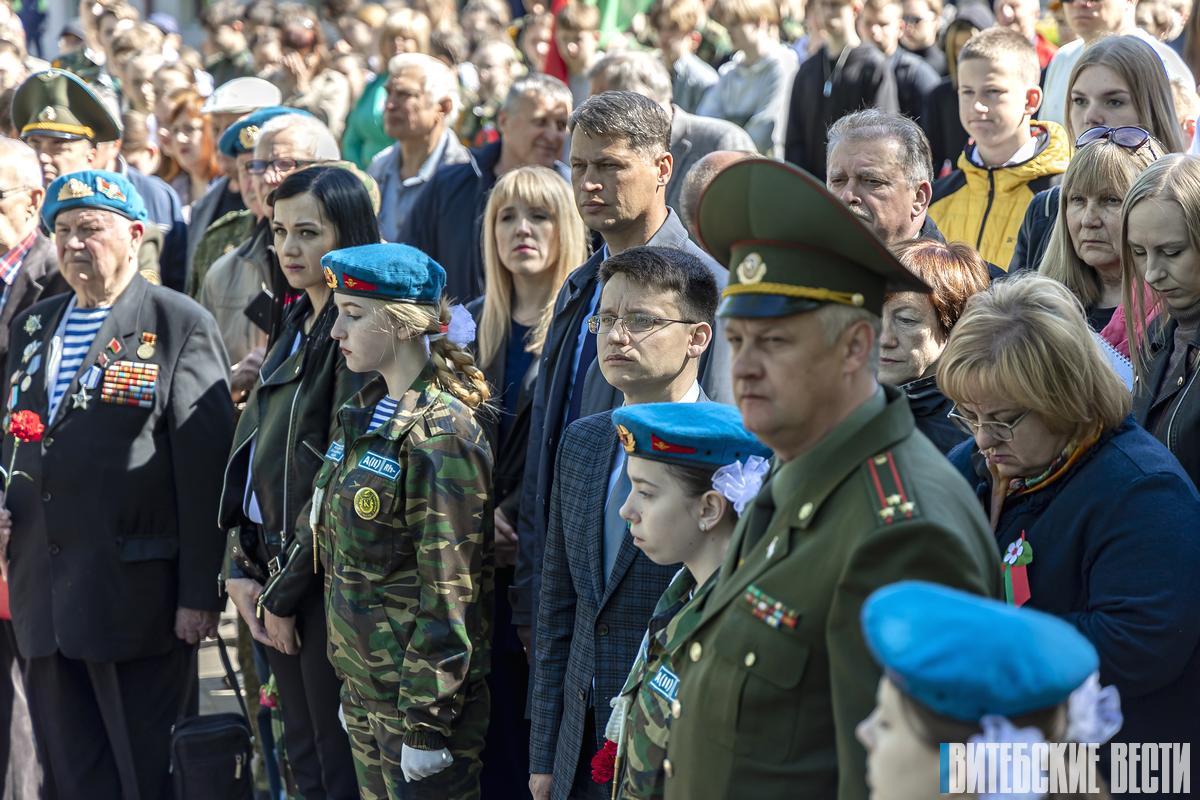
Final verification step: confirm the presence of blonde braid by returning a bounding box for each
[429,301,491,409]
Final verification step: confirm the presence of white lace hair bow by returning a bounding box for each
[711,455,770,515]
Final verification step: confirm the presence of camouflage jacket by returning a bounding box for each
[617,567,718,800]
[189,209,255,298]
[312,367,495,750]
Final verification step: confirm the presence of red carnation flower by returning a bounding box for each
[9,411,43,444]
[590,739,617,784]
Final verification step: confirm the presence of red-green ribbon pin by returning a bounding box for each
[1002,532,1033,607]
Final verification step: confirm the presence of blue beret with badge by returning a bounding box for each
[41,170,147,228]
[612,401,771,469]
[322,243,446,304]
[217,105,314,157]
[862,581,1099,721]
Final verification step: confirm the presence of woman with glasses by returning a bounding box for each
[1038,129,1163,357]
[880,239,989,453]
[940,273,1200,751]
[161,88,220,215]
[220,166,382,800]
[469,166,587,796]
[1010,35,1187,271]
[1123,155,1200,503]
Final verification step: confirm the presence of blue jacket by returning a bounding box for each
[407,140,568,303]
[949,419,1200,748]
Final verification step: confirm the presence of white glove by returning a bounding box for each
[401,744,453,782]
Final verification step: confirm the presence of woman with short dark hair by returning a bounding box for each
[219,165,379,799]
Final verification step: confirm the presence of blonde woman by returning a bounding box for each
[1037,129,1162,354]
[1011,35,1186,270]
[313,242,493,798]
[941,273,1200,754]
[1123,155,1200,497]
[469,165,585,796]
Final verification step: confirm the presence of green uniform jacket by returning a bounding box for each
[313,367,495,750]
[618,567,716,800]
[663,387,1002,800]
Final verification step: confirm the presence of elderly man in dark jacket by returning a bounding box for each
[0,169,233,800]
[407,74,572,303]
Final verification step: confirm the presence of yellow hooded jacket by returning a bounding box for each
[928,121,1070,269]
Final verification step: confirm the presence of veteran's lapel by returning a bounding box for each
[8,295,70,419]
[49,276,150,430]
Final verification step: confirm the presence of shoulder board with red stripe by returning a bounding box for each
[864,451,916,524]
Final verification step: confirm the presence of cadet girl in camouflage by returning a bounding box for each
[311,244,494,799]
[605,403,770,800]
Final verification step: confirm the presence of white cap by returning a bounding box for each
[200,77,282,115]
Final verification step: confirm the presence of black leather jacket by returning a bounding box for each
[219,295,363,613]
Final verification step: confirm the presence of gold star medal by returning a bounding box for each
[354,487,381,520]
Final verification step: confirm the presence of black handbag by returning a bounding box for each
[169,636,254,800]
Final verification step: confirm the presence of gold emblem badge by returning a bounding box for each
[238,125,260,150]
[37,105,57,122]
[736,252,767,285]
[616,424,636,454]
[57,177,93,201]
[324,266,338,289]
[354,487,381,520]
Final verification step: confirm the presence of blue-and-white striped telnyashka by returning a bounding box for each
[49,306,111,418]
[367,396,399,434]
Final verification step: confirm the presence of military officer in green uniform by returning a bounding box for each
[662,159,1004,800]
[307,242,495,799]
[606,401,771,800]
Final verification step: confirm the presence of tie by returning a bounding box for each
[564,330,598,430]
[738,483,777,561]
[602,458,632,586]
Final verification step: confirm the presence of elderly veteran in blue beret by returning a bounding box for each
[663,159,1002,800]
[858,581,1122,800]
[12,69,189,292]
[599,401,770,800]
[0,169,233,799]
[310,243,493,797]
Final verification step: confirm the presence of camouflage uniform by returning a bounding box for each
[311,368,494,800]
[616,568,717,800]
[189,209,255,298]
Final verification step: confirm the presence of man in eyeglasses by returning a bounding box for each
[528,245,718,800]
[899,0,946,76]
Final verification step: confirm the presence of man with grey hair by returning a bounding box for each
[678,149,759,239]
[587,50,756,219]
[368,53,472,244]
[408,73,572,301]
[824,108,938,246]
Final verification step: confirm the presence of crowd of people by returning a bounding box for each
[0,0,1195,798]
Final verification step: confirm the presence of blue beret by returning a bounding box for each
[41,170,147,228]
[862,581,1099,722]
[217,106,313,157]
[322,243,446,304]
[612,402,771,469]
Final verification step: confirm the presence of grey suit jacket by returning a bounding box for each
[666,106,757,219]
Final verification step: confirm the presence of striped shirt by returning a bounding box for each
[49,304,111,419]
[367,396,399,434]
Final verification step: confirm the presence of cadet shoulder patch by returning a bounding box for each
[864,451,916,524]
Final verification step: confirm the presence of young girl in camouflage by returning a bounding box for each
[602,401,769,800]
[311,242,494,800]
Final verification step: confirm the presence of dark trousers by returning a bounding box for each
[262,586,357,800]
[0,620,45,799]
[481,566,531,800]
[24,641,190,800]
[570,712,608,800]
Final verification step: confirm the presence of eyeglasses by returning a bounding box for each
[245,158,319,175]
[947,406,1032,442]
[1075,126,1152,151]
[902,13,932,24]
[0,186,33,202]
[586,314,697,335]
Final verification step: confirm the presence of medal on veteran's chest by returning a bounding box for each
[353,487,380,520]
[137,332,156,360]
[71,387,90,409]
[23,315,40,335]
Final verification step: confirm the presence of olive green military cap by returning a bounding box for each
[698,159,929,318]
[12,69,121,143]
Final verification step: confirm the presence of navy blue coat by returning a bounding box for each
[949,419,1200,748]
[407,140,569,303]
[125,165,188,293]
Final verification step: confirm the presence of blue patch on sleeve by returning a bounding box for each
[325,440,344,463]
[358,451,402,480]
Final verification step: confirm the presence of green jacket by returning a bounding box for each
[663,386,1002,800]
[314,367,495,750]
[618,567,717,800]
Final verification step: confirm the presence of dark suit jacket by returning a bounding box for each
[3,275,234,662]
[529,410,681,795]
[0,233,68,372]
[666,106,757,218]
[124,163,188,293]
[512,208,732,633]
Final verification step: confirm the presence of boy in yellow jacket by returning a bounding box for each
[929,27,1069,268]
